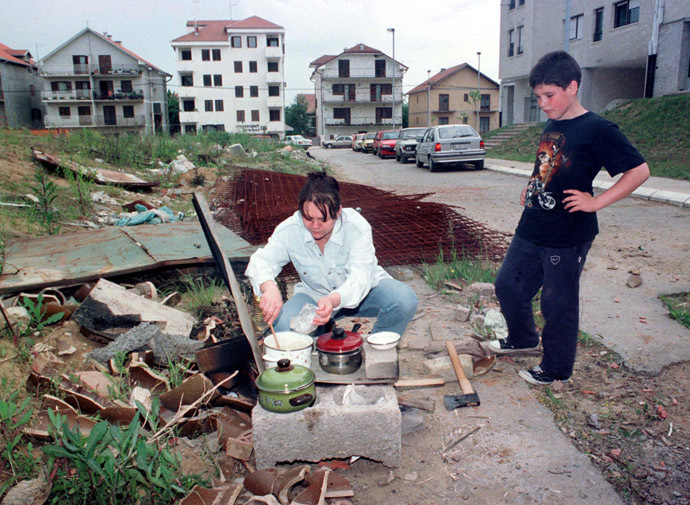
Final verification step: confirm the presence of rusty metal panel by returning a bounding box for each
[0,221,255,295]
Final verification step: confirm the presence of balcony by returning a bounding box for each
[39,63,143,76]
[266,95,283,107]
[92,91,144,101]
[42,90,92,101]
[319,68,402,80]
[265,46,282,60]
[325,117,395,127]
[44,114,146,128]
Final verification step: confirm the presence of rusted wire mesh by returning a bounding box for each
[211,169,509,272]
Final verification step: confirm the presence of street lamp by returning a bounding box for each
[427,69,431,127]
[476,51,481,132]
[387,27,395,130]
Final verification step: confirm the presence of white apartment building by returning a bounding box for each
[310,44,407,139]
[171,16,286,137]
[499,0,690,125]
[38,28,170,133]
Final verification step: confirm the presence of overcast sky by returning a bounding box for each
[2,0,500,103]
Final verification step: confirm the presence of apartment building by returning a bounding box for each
[499,0,690,125]
[0,42,44,128]
[38,28,170,133]
[171,16,286,137]
[309,44,407,139]
[407,63,500,133]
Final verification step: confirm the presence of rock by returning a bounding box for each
[403,472,418,482]
[626,274,642,288]
[387,266,415,281]
[466,282,495,298]
[469,313,485,327]
[3,306,30,329]
[227,143,246,156]
[586,413,602,429]
[454,305,471,322]
[0,477,51,505]
[170,154,195,175]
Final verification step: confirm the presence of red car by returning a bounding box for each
[372,130,399,159]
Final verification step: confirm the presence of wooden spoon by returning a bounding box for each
[268,322,282,350]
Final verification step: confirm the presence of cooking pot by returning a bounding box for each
[256,359,316,413]
[263,331,313,369]
[316,323,363,375]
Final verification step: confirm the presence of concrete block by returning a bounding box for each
[454,305,471,322]
[386,266,415,281]
[648,189,689,206]
[466,282,495,298]
[423,354,473,381]
[363,342,398,379]
[253,386,401,469]
[428,322,463,341]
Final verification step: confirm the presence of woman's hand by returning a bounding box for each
[259,281,283,324]
[314,293,341,326]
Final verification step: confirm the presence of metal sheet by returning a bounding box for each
[0,220,256,294]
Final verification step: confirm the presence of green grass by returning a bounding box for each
[422,248,497,290]
[486,94,690,180]
[660,292,690,330]
[177,274,227,318]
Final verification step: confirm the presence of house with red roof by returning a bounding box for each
[309,43,407,140]
[38,28,171,133]
[170,16,286,137]
[0,42,44,128]
[406,63,500,133]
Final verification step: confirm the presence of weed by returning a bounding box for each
[15,338,35,363]
[27,166,61,234]
[543,387,563,408]
[659,292,690,330]
[167,357,194,389]
[16,294,64,342]
[578,331,602,347]
[422,248,497,291]
[178,274,226,318]
[0,386,37,492]
[106,352,132,402]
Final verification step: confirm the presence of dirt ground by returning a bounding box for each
[0,141,688,504]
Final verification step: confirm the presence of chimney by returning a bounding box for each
[440,68,446,72]
[115,41,122,45]
[359,44,364,50]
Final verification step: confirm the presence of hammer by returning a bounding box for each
[444,341,481,410]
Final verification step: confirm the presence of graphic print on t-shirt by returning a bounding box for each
[524,132,568,210]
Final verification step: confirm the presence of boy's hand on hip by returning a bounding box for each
[563,189,598,213]
[520,187,527,205]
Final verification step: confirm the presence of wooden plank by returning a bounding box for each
[0,221,256,294]
[394,377,446,388]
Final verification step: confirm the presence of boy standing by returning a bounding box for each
[489,51,649,385]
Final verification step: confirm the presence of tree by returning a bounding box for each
[167,90,180,134]
[402,102,409,128]
[285,95,311,136]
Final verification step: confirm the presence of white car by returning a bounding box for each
[283,135,312,148]
[323,136,353,149]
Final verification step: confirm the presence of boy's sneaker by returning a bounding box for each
[488,338,539,355]
[518,366,557,385]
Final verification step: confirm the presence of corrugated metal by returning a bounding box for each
[0,220,255,295]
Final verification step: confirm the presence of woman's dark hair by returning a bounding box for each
[298,171,341,220]
[529,51,581,90]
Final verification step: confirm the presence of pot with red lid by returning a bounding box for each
[316,323,363,374]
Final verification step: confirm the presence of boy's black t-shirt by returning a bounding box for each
[515,111,645,248]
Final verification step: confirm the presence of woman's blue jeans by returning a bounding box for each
[273,278,418,336]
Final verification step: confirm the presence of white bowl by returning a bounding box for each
[367,331,401,351]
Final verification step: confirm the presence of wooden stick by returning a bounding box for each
[268,322,282,350]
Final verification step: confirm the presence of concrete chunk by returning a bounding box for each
[363,342,398,379]
[252,385,401,468]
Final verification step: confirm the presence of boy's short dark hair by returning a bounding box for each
[298,171,341,220]
[529,51,581,89]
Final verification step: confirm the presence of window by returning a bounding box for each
[214,74,222,86]
[267,37,279,47]
[267,61,279,72]
[480,116,490,133]
[570,14,584,40]
[212,49,221,61]
[464,93,469,102]
[438,117,449,125]
[205,100,213,112]
[509,0,515,9]
[234,61,243,73]
[268,85,280,97]
[30,85,35,97]
[59,106,70,117]
[375,107,391,123]
[252,110,260,122]
[237,110,245,122]
[344,84,356,102]
[153,103,162,114]
[181,74,193,87]
[185,125,197,134]
[249,61,257,73]
[121,80,133,93]
[375,60,386,78]
[614,1,639,28]
[203,75,212,87]
[215,100,224,112]
[250,85,259,97]
[517,25,524,54]
[123,105,134,118]
[508,29,515,57]
[202,49,210,61]
[269,109,281,121]
[231,36,242,48]
[51,81,72,91]
[181,49,191,61]
[462,116,468,124]
[339,59,350,78]
[235,86,244,98]
[182,99,195,112]
[332,84,344,95]
[439,94,449,111]
[480,94,490,110]
[519,0,525,4]
[593,7,604,42]
[248,36,257,48]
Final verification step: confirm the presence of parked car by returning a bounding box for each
[283,135,312,148]
[372,130,399,158]
[395,127,428,163]
[361,133,376,153]
[415,125,485,172]
[323,135,353,148]
[352,133,366,151]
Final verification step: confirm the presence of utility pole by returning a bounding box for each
[387,27,396,129]
[476,52,481,132]
[427,69,431,127]
[564,0,572,52]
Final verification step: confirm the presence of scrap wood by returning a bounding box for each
[442,425,482,461]
[397,393,436,413]
[394,377,445,388]
[179,482,242,505]
[444,281,464,292]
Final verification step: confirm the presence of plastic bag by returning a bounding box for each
[290,303,318,334]
[483,309,508,340]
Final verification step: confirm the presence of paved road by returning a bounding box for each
[312,146,690,374]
